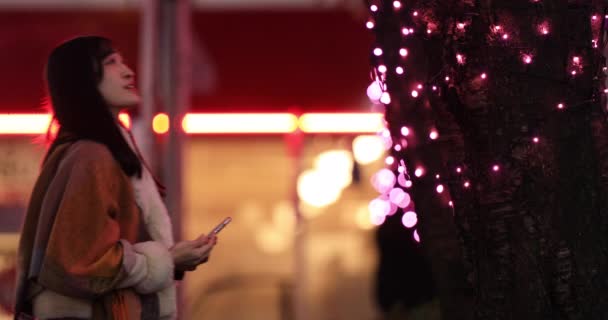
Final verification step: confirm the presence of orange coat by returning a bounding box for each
[15,140,174,320]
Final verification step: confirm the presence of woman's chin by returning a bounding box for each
[121,97,141,109]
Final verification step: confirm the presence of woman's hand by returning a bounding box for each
[170,234,217,272]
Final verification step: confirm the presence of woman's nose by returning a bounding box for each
[122,65,135,78]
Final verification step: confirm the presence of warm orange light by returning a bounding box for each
[299,113,385,133]
[153,113,170,134]
[0,114,52,135]
[118,112,131,129]
[0,112,386,135]
[182,113,298,134]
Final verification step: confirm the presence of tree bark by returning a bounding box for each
[371,0,608,318]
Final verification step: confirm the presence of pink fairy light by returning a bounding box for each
[402,211,418,228]
[456,53,465,64]
[436,184,444,193]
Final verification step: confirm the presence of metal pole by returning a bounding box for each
[133,0,158,165]
[286,129,307,320]
[158,0,191,318]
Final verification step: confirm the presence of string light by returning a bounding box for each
[380,92,392,104]
[402,211,418,228]
[436,184,445,193]
[538,21,550,35]
[364,2,606,232]
[367,81,383,101]
[413,230,420,242]
[397,165,406,173]
[456,53,465,64]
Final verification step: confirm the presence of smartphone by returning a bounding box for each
[209,217,232,235]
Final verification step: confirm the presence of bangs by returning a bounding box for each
[91,38,115,81]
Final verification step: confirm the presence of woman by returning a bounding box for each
[14,36,216,320]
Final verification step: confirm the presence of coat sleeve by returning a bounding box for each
[36,143,173,299]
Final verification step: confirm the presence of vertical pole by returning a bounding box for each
[286,129,307,320]
[158,0,191,318]
[134,0,158,165]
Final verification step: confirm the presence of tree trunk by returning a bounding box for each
[371,0,608,319]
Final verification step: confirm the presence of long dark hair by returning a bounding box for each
[44,36,142,177]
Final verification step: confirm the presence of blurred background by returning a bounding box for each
[0,0,436,319]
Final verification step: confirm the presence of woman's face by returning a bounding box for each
[97,52,140,113]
